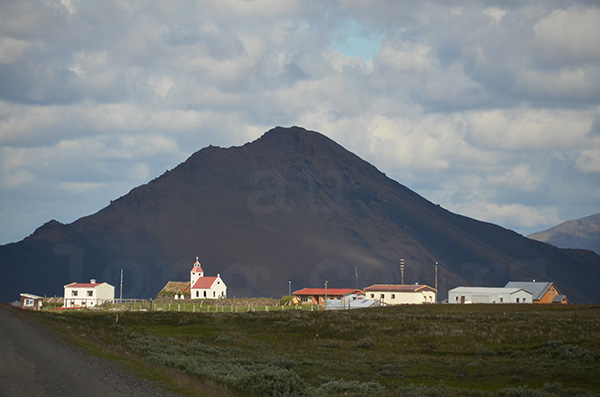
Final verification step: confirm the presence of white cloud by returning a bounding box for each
[450,201,561,231]
[483,7,507,24]
[58,181,106,193]
[0,37,32,64]
[576,149,600,173]
[533,7,600,63]
[1,0,600,243]
[465,108,594,151]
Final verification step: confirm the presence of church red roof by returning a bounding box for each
[191,276,218,289]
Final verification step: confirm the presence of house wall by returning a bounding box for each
[537,284,560,304]
[366,290,435,304]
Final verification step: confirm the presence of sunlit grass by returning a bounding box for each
[28,304,600,396]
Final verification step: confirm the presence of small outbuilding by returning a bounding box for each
[20,293,44,310]
[504,281,567,304]
[448,287,532,304]
[364,284,437,304]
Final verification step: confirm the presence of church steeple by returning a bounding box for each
[190,256,204,288]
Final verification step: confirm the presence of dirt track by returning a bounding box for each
[0,305,175,396]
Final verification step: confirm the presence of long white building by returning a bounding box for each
[364,284,437,304]
[64,279,115,308]
[448,287,532,304]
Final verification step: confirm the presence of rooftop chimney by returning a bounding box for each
[90,279,97,284]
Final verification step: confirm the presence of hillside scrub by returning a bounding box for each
[27,304,600,396]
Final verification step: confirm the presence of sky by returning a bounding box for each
[1,0,599,245]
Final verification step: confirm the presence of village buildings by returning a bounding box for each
[63,279,115,308]
[159,257,227,300]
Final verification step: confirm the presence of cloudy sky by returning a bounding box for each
[1,0,599,244]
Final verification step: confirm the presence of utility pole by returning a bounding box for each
[288,280,291,296]
[120,269,123,302]
[400,259,405,285]
[324,280,328,310]
[435,262,438,303]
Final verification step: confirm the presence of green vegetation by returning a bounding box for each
[28,304,600,396]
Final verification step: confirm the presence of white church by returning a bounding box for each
[189,257,227,299]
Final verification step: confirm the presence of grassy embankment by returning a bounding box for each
[23,303,600,396]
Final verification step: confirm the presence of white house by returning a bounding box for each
[63,279,115,308]
[448,287,532,304]
[364,284,437,304]
[189,257,227,299]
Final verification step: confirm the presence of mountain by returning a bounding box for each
[528,213,600,255]
[1,126,599,303]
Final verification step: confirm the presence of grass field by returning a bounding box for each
[26,303,600,396]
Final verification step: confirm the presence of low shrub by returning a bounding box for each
[317,379,384,395]
[355,337,375,349]
[235,367,307,396]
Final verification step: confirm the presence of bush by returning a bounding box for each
[235,367,307,396]
[317,379,385,395]
[355,337,375,349]
[323,341,341,349]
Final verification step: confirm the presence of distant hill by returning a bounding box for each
[1,126,599,303]
[528,213,600,255]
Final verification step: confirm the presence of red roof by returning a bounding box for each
[364,284,436,292]
[293,288,364,296]
[191,276,218,289]
[65,282,103,288]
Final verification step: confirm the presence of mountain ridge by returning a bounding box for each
[2,126,599,303]
[528,212,600,255]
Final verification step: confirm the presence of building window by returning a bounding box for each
[71,290,78,296]
[391,294,396,299]
[213,291,216,297]
[380,294,385,299]
[516,298,520,303]
[370,293,375,298]
[87,290,93,297]
[203,291,207,298]
[499,297,503,303]
[196,291,199,297]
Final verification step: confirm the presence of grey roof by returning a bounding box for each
[505,281,553,300]
[553,295,567,303]
[449,287,528,295]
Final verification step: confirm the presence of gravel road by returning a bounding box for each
[0,305,176,397]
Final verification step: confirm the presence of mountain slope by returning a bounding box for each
[528,213,600,255]
[2,126,599,303]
